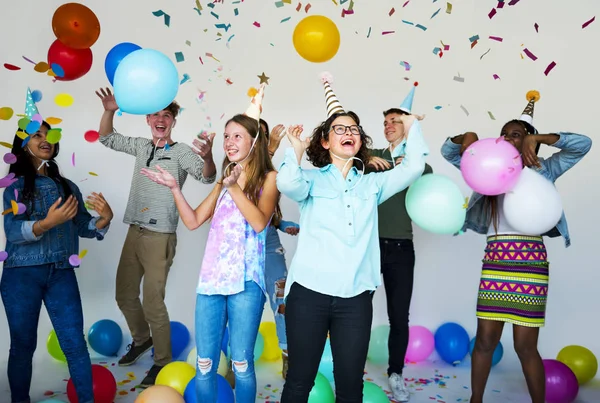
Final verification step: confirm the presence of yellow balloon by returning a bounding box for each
[134,385,184,403]
[557,345,598,385]
[293,15,340,63]
[155,361,195,395]
[46,329,66,363]
[186,348,229,376]
[259,321,282,361]
[54,93,74,108]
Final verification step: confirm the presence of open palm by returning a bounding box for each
[140,166,177,189]
[95,87,119,112]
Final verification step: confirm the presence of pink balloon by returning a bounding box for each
[405,325,435,362]
[544,359,579,403]
[460,137,523,196]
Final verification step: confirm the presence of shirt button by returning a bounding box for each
[348,222,352,226]
[345,190,348,192]
[347,205,350,208]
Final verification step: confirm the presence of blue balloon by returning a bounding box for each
[31,90,43,103]
[221,327,229,355]
[113,48,179,115]
[171,321,190,360]
[104,42,142,85]
[88,319,123,357]
[434,322,470,365]
[469,337,504,367]
[183,374,234,403]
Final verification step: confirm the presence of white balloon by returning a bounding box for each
[503,167,563,235]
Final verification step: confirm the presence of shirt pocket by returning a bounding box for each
[354,185,379,201]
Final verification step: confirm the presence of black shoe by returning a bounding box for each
[118,337,153,366]
[140,364,164,388]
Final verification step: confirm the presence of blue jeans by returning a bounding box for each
[265,225,288,350]
[194,280,265,403]
[0,265,93,403]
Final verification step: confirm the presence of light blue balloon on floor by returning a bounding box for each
[113,48,179,115]
[367,325,390,365]
[318,338,334,382]
[406,173,467,234]
[88,319,123,357]
[469,337,504,367]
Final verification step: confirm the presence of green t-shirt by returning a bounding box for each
[366,147,433,240]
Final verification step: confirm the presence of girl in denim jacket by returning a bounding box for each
[440,92,591,403]
[1,116,113,403]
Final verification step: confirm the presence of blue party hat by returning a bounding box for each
[24,87,40,119]
[399,82,418,114]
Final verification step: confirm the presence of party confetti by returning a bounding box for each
[382,31,395,35]
[89,172,98,176]
[253,21,261,27]
[4,64,20,71]
[211,11,219,19]
[460,105,469,116]
[389,8,396,16]
[508,0,519,5]
[34,62,49,73]
[480,48,491,59]
[0,142,12,148]
[523,48,537,61]
[403,0,410,6]
[215,23,231,31]
[446,2,452,14]
[305,3,312,12]
[416,24,427,31]
[453,73,464,83]
[281,17,291,22]
[544,61,556,76]
[152,10,171,26]
[54,93,74,107]
[402,20,414,26]
[431,8,441,19]
[180,73,191,84]
[400,61,411,71]
[488,111,496,120]
[582,16,595,29]
[367,26,372,37]
[175,52,184,62]
[493,74,500,80]
[22,56,36,64]
[534,22,539,32]
[489,36,503,42]
[488,8,497,19]
[71,153,75,166]
[0,107,14,120]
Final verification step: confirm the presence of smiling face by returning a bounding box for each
[223,121,253,163]
[146,109,176,141]
[27,124,55,161]
[501,121,528,153]
[321,115,363,159]
[383,112,407,144]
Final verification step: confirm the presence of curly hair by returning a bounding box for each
[306,111,373,169]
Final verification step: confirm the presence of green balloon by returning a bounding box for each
[367,325,389,365]
[308,372,334,403]
[46,329,66,363]
[406,174,466,234]
[363,381,390,403]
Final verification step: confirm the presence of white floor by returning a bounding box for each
[1,352,599,403]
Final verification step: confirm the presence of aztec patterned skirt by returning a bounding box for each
[476,235,549,327]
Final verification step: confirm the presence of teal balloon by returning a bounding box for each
[308,372,334,403]
[363,381,389,403]
[254,332,264,361]
[406,174,466,234]
[367,325,389,365]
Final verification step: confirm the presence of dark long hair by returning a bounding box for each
[259,118,283,227]
[9,121,73,214]
[306,111,373,168]
[486,119,538,235]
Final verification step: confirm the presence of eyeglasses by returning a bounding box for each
[329,125,362,135]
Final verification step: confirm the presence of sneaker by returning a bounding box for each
[140,364,164,388]
[282,353,289,380]
[118,338,153,366]
[225,360,235,389]
[389,373,410,402]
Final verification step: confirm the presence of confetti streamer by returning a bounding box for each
[446,2,452,14]
[367,27,371,37]
[403,0,410,6]
[382,31,395,35]
[402,20,414,26]
[431,8,441,19]
[544,61,556,76]
[522,48,537,61]
[582,16,595,29]
[151,10,171,26]
[22,56,36,64]
[210,11,219,19]
[460,105,469,116]
[488,111,496,120]
[480,48,491,59]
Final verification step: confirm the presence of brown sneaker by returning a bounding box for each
[282,353,289,380]
[225,360,235,389]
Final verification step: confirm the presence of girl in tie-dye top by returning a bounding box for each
[142,104,281,403]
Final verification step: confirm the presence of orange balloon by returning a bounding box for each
[52,3,100,49]
[134,385,184,403]
[293,15,340,63]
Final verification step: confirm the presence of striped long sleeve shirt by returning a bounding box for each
[100,131,216,234]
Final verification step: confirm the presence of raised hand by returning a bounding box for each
[286,125,308,149]
[367,156,391,171]
[45,196,78,227]
[140,165,178,189]
[193,131,216,160]
[521,135,541,168]
[95,87,119,112]
[285,226,299,236]
[223,164,242,188]
[86,192,113,222]
[268,124,287,154]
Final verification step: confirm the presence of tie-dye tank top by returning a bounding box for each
[197,189,267,296]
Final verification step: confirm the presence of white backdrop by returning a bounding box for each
[0,0,598,378]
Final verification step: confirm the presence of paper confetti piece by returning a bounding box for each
[71,153,75,166]
[389,8,396,16]
[508,0,519,5]
[0,142,13,149]
[174,52,185,63]
[55,93,74,107]
[210,11,219,19]
[582,16,595,29]
[480,48,491,59]
[4,64,20,71]
[152,10,171,26]
[400,61,411,71]
[488,111,496,120]
[89,172,98,176]
[434,106,442,110]
[305,3,312,12]
[84,130,99,142]
[281,16,291,23]
[180,73,191,84]
[544,61,556,76]
[469,34,480,43]
[296,3,302,11]
[488,8,497,19]
[215,23,231,31]
[523,48,537,61]
[446,2,452,14]
[22,56,36,65]
[0,107,14,120]
[453,73,464,83]
[489,36,503,42]
[382,31,395,35]
[431,8,441,19]
[416,24,427,31]
[534,22,539,32]
[34,62,49,73]
[253,21,261,27]
[493,74,500,80]
[403,0,410,7]
[460,105,469,116]
[46,117,62,125]
[402,20,414,26]
[275,1,285,7]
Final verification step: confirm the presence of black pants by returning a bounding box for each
[380,238,416,376]
[281,282,373,403]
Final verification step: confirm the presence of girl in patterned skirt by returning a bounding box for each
[142,84,280,403]
[441,91,591,403]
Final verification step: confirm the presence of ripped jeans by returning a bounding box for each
[265,225,288,350]
[194,281,265,403]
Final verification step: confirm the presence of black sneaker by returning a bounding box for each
[140,364,164,388]
[118,338,153,366]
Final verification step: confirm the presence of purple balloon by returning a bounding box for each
[0,251,7,262]
[544,359,579,403]
[460,137,523,196]
[3,153,17,164]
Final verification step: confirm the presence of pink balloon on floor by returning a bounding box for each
[544,359,579,403]
[405,326,435,362]
[460,137,523,196]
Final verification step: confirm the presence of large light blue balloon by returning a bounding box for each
[113,48,179,115]
[406,173,466,234]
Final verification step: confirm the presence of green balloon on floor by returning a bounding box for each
[47,329,66,363]
[363,381,390,403]
[308,372,334,403]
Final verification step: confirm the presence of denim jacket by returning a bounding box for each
[440,132,592,247]
[3,175,110,268]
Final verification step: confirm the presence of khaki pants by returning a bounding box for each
[115,225,177,366]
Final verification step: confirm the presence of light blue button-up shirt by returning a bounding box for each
[276,120,430,298]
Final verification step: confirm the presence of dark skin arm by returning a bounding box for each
[450,132,479,155]
[521,134,559,168]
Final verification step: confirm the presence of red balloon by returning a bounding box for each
[66,364,116,403]
[47,39,93,81]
